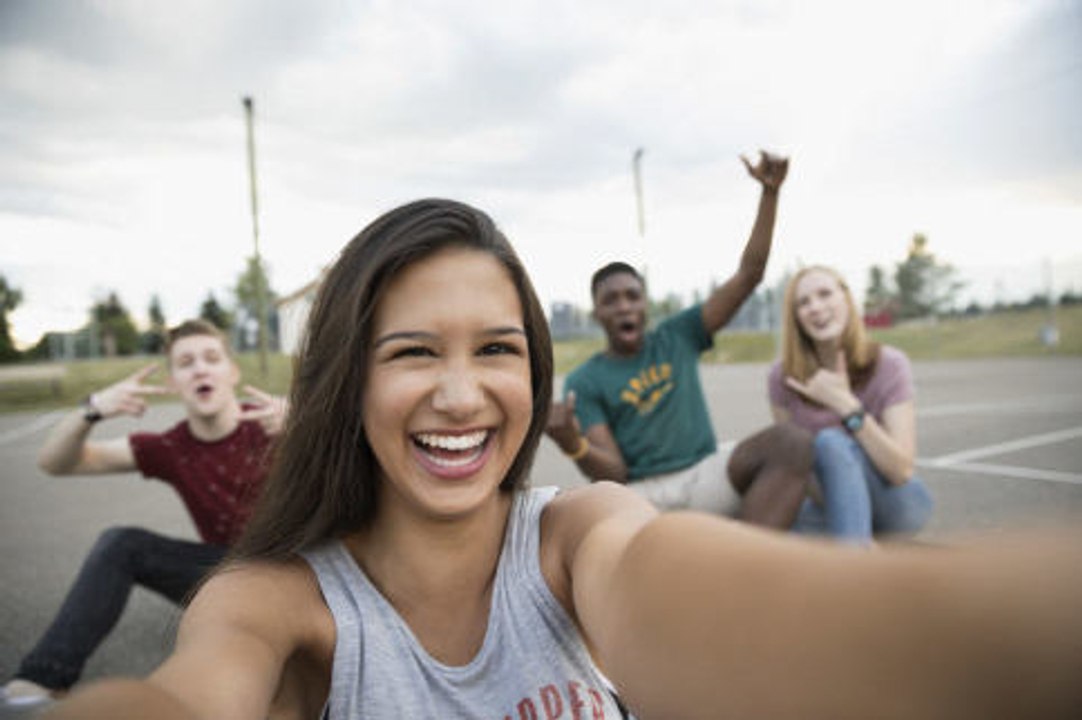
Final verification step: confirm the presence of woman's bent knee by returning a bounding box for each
[814,427,857,456]
[879,482,935,535]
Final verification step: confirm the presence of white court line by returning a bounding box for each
[0,410,64,446]
[920,396,1082,418]
[916,459,1082,485]
[926,425,1082,467]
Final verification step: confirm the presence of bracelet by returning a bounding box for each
[82,394,103,424]
[566,436,590,461]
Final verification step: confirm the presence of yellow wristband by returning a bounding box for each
[566,436,590,461]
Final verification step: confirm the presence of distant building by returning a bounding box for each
[276,272,325,355]
[549,302,597,340]
[724,288,777,333]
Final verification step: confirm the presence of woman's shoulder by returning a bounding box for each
[875,345,912,373]
[541,483,658,567]
[190,557,332,648]
[545,481,656,523]
[202,556,317,589]
[766,359,788,398]
[539,482,659,619]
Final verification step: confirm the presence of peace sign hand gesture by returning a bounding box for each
[90,363,169,420]
[238,384,290,437]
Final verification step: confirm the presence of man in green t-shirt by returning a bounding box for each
[546,151,811,528]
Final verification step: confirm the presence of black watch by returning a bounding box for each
[841,407,865,434]
[82,394,103,424]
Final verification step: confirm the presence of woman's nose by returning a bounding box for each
[432,365,485,418]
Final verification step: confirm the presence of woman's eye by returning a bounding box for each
[479,342,522,357]
[390,346,435,360]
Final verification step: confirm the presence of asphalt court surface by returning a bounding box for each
[1,356,1080,704]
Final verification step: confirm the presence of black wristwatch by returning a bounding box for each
[841,407,865,434]
[82,394,103,424]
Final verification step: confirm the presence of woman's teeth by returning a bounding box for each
[413,431,489,469]
[414,430,487,452]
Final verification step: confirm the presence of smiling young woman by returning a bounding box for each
[362,245,534,524]
[771,265,933,544]
[43,200,1082,720]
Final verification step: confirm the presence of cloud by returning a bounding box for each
[2,0,1080,348]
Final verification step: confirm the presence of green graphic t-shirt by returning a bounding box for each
[565,305,716,479]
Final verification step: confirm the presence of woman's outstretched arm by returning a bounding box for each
[42,560,331,720]
[560,484,1082,720]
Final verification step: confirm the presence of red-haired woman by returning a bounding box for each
[770,265,933,544]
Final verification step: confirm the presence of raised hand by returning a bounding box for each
[784,352,859,417]
[741,150,789,191]
[546,391,584,455]
[238,384,290,437]
[90,363,169,419]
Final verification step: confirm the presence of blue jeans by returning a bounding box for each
[15,527,226,690]
[793,428,933,544]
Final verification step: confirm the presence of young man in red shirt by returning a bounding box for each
[1,320,287,708]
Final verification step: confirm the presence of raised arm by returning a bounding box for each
[701,151,789,334]
[561,487,1082,720]
[37,363,167,476]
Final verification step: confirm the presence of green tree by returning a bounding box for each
[864,264,894,315]
[200,291,233,331]
[141,294,168,354]
[0,274,24,362]
[91,292,139,356]
[234,255,278,351]
[893,234,965,320]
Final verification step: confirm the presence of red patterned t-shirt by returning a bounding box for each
[129,416,273,546]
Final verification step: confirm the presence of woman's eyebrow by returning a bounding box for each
[483,326,526,338]
[373,326,526,348]
[373,330,436,349]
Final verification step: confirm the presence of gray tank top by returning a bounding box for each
[302,486,625,719]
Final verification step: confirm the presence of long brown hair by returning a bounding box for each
[780,265,879,390]
[231,199,553,561]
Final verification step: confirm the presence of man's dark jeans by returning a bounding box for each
[15,527,226,690]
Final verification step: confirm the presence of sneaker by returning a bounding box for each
[1,679,56,708]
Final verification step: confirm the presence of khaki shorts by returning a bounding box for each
[627,445,739,516]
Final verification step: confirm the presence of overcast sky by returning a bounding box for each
[2,0,1080,347]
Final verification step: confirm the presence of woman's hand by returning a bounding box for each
[784,352,860,417]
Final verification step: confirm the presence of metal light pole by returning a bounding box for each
[242,96,269,377]
[632,147,648,290]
